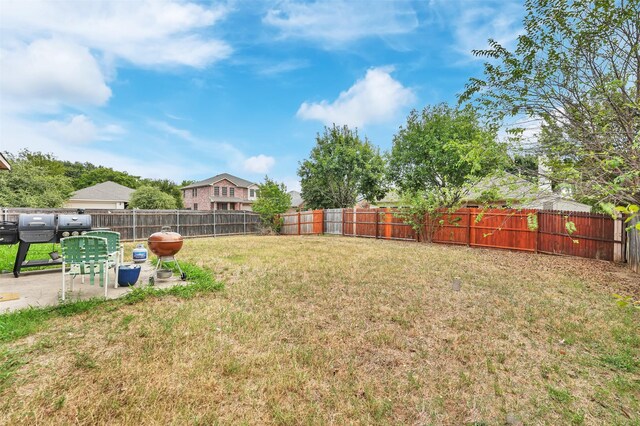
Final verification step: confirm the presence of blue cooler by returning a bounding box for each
[118,264,141,287]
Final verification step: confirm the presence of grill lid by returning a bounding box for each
[18,214,56,231]
[18,214,56,243]
[57,214,92,230]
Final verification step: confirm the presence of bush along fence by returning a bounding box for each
[280,208,637,268]
[1,208,261,241]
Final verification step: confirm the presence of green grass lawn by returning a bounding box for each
[0,243,61,273]
[1,236,638,425]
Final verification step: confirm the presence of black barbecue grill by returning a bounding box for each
[0,221,18,245]
[18,214,56,243]
[56,214,92,239]
[7,212,93,277]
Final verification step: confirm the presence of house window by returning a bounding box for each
[250,189,255,197]
[193,203,198,210]
[219,203,227,210]
[230,187,235,197]
[213,186,219,196]
[192,188,197,197]
[222,187,227,196]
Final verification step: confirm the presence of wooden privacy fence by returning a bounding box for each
[280,207,628,263]
[1,208,261,241]
[281,210,324,235]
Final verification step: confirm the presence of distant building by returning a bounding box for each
[65,181,135,210]
[181,173,259,211]
[0,152,10,171]
[287,190,305,213]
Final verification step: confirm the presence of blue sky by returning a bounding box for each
[0,0,525,191]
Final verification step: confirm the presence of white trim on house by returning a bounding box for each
[0,153,11,170]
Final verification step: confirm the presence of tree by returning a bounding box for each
[128,186,177,210]
[460,0,639,208]
[75,167,141,190]
[62,160,98,188]
[298,125,387,209]
[505,154,539,180]
[0,152,74,207]
[140,178,184,209]
[388,103,507,204]
[252,177,292,232]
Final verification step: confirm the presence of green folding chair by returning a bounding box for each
[85,230,123,287]
[60,236,109,300]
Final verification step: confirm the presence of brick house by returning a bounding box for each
[181,173,259,211]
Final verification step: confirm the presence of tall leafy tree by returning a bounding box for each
[140,178,185,209]
[460,0,640,208]
[0,152,73,207]
[128,186,177,210]
[387,103,507,205]
[252,177,292,232]
[75,167,141,190]
[298,125,387,209]
[62,160,98,187]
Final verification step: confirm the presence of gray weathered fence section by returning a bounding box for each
[324,208,343,234]
[281,213,299,235]
[1,208,260,241]
[628,216,640,273]
[300,211,314,234]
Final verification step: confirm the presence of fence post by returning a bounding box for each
[213,210,216,237]
[133,209,137,241]
[353,208,357,237]
[375,210,379,239]
[244,210,247,235]
[467,208,472,247]
[535,211,540,254]
[342,209,345,236]
[3,208,7,222]
[298,211,301,235]
[176,209,180,235]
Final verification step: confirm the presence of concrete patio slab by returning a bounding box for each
[0,261,187,313]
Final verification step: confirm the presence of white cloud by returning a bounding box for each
[280,176,301,192]
[297,67,416,128]
[427,0,524,59]
[0,38,111,109]
[149,120,275,175]
[0,0,232,68]
[243,155,275,173]
[263,0,418,47]
[149,120,197,143]
[256,59,309,76]
[41,114,126,144]
[44,115,98,144]
[0,1,231,116]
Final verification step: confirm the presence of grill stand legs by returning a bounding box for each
[13,241,31,278]
[155,256,187,281]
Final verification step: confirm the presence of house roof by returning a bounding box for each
[182,173,256,189]
[70,181,135,202]
[288,190,304,207]
[464,173,544,201]
[0,152,11,170]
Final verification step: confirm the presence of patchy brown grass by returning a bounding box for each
[1,235,639,425]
